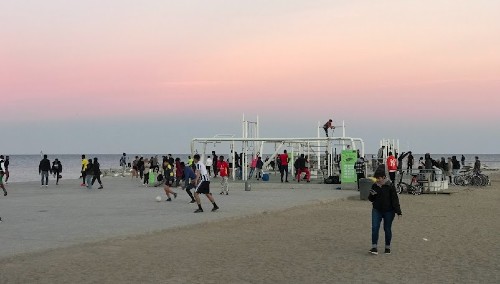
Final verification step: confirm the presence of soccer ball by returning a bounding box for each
[155,196,162,202]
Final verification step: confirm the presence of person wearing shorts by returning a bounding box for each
[193,154,219,213]
[162,160,177,201]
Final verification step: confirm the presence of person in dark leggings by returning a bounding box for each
[52,159,63,185]
[3,156,9,184]
[181,162,196,203]
[81,155,88,187]
[91,157,104,189]
[279,150,289,183]
[0,155,7,196]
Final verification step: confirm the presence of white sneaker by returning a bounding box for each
[45,185,48,188]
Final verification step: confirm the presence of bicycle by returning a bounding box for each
[396,170,423,195]
[454,170,490,187]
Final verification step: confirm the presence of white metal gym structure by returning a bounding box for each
[191,115,365,181]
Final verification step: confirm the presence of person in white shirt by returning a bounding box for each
[205,156,213,176]
[193,154,219,213]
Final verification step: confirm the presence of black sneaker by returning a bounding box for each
[173,193,177,199]
[384,248,391,254]
[98,186,103,189]
[189,200,196,203]
[3,190,7,196]
[211,205,219,212]
[194,209,203,213]
[220,192,224,195]
[226,192,228,195]
[369,248,378,255]
[0,217,2,222]
[166,198,172,202]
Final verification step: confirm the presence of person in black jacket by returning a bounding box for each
[85,159,94,189]
[368,166,402,255]
[91,157,104,189]
[39,155,52,188]
[51,159,63,185]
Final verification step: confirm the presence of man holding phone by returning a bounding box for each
[368,166,402,255]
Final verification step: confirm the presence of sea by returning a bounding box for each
[2,153,500,183]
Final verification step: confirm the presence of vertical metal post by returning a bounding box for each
[342,120,346,138]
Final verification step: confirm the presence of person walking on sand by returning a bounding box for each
[368,166,402,255]
[386,152,398,184]
[279,150,289,183]
[181,162,196,203]
[217,155,229,195]
[461,155,466,166]
[175,158,183,187]
[212,151,219,178]
[406,152,414,174]
[248,155,257,179]
[162,159,177,201]
[206,155,213,177]
[91,157,104,189]
[3,156,10,184]
[451,156,460,184]
[137,157,145,180]
[81,155,88,187]
[323,119,335,137]
[0,155,7,196]
[256,156,264,180]
[193,154,219,213]
[0,155,6,222]
[39,154,52,188]
[120,153,127,177]
[143,158,151,187]
[473,156,481,174]
[354,156,365,189]
[52,158,63,185]
[131,156,139,179]
[85,159,94,189]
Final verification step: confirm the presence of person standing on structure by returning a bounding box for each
[323,119,335,137]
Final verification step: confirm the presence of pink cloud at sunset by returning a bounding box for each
[1,1,499,129]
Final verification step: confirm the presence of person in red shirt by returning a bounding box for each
[386,152,398,183]
[217,156,229,195]
[279,150,289,183]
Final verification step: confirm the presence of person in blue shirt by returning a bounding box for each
[181,162,196,203]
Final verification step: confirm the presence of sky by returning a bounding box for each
[1,0,499,155]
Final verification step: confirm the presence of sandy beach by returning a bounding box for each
[0,173,499,283]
